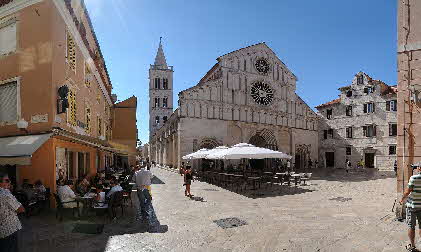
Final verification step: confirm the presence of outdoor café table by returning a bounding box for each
[75,196,95,216]
[247,176,261,190]
[291,174,302,186]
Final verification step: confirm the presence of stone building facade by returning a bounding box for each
[0,0,136,198]
[149,43,319,170]
[397,0,421,193]
[316,72,397,170]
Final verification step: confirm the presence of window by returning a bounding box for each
[328,129,333,138]
[324,129,334,139]
[0,81,17,123]
[389,123,397,136]
[154,97,160,107]
[154,78,161,89]
[162,97,168,108]
[163,116,168,123]
[346,105,352,116]
[84,62,92,88]
[0,20,17,56]
[97,117,102,136]
[155,116,160,125]
[389,145,397,155]
[66,30,76,71]
[386,100,397,111]
[346,90,353,97]
[363,125,376,137]
[244,60,247,71]
[105,124,109,140]
[346,127,353,138]
[364,86,375,94]
[346,146,352,156]
[363,103,375,113]
[85,106,91,133]
[163,78,168,89]
[326,109,333,119]
[357,75,364,84]
[68,89,77,126]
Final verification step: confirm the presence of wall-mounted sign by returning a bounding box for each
[31,114,48,123]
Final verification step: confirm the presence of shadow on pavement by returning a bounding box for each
[19,204,168,252]
[151,176,165,184]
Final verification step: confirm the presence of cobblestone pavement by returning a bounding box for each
[21,168,412,252]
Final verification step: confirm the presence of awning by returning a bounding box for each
[0,133,52,165]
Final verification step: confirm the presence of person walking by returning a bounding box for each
[400,165,421,252]
[135,165,159,231]
[346,159,351,173]
[0,172,25,252]
[183,166,194,197]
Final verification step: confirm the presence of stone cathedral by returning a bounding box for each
[148,42,319,170]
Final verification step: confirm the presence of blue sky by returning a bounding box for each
[84,0,397,145]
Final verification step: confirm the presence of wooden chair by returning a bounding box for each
[53,193,79,221]
[301,173,312,185]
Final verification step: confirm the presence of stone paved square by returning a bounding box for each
[20,168,413,252]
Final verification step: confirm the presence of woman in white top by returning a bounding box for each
[95,185,106,207]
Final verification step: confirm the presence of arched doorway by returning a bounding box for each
[295,144,311,170]
[249,129,278,171]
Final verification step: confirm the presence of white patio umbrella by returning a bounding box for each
[206,143,292,160]
[182,148,209,160]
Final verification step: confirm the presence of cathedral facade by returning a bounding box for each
[148,42,319,170]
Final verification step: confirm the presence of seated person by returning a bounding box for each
[34,180,46,194]
[75,178,88,195]
[22,183,36,201]
[84,187,97,198]
[57,180,78,208]
[95,185,106,207]
[106,178,123,199]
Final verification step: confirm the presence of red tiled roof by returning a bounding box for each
[315,98,341,108]
[383,85,398,95]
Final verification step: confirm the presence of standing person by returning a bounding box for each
[400,165,421,252]
[345,159,351,173]
[286,160,291,173]
[308,159,313,170]
[394,160,398,176]
[135,165,159,230]
[180,162,185,176]
[183,166,194,197]
[0,173,25,252]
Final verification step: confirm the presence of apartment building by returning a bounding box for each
[316,72,397,170]
[0,0,136,195]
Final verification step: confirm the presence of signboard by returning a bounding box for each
[31,114,48,123]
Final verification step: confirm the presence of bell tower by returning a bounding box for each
[149,38,173,139]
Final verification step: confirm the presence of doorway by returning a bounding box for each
[295,155,301,170]
[325,152,335,168]
[365,153,375,168]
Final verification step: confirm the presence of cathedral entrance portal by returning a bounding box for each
[249,129,278,171]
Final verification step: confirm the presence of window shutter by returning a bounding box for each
[363,126,367,137]
[350,127,353,138]
[363,104,367,113]
[386,101,390,111]
[324,130,327,139]
[0,22,17,55]
[372,103,375,112]
[0,82,17,123]
[373,125,377,136]
[393,100,398,111]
